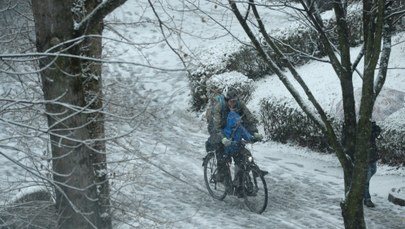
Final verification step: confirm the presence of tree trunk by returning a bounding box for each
[339,1,385,228]
[32,0,101,228]
[81,0,112,227]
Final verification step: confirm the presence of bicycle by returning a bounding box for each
[202,140,268,214]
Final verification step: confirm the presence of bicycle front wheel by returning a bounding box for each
[242,166,268,214]
[203,152,228,200]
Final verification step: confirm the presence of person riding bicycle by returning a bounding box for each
[208,87,262,196]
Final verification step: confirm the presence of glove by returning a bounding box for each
[221,137,232,147]
[253,133,263,141]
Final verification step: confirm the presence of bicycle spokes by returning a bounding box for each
[243,168,268,214]
[203,153,228,200]
[203,152,268,214]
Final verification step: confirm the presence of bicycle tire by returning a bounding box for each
[242,165,268,214]
[203,152,228,200]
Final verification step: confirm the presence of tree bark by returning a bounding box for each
[31,0,127,228]
[32,0,100,228]
[80,0,112,227]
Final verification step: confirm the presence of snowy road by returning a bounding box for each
[105,91,405,229]
[108,99,405,228]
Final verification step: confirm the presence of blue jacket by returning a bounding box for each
[223,111,253,154]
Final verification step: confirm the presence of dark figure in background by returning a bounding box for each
[364,121,382,208]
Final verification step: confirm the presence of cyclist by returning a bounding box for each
[208,87,262,196]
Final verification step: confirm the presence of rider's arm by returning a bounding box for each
[239,103,259,134]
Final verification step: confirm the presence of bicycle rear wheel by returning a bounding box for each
[242,166,268,214]
[203,152,228,200]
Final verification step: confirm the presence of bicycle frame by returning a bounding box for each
[203,140,268,214]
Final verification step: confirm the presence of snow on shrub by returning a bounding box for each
[185,42,243,111]
[260,97,340,153]
[206,71,255,103]
[186,3,363,111]
[270,7,363,65]
[380,109,405,166]
[186,41,243,78]
[260,97,405,166]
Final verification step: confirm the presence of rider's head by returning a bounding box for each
[224,87,239,108]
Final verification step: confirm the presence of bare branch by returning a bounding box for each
[74,0,128,32]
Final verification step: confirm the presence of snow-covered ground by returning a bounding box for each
[1,1,404,228]
[100,1,405,228]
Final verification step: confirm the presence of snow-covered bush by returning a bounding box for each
[225,45,272,80]
[380,129,405,166]
[206,71,255,103]
[260,98,405,166]
[0,187,57,228]
[271,7,363,65]
[186,4,363,111]
[379,109,405,166]
[186,42,243,111]
[260,98,340,153]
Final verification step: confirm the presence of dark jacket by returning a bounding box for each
[212,99,258,143]
[369,122,381,163]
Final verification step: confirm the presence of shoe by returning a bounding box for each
[234,187,244,198]
[247,192,257,197]
[215,172,225,183]
[364,199,375,208]
[246,187,257,196]
[226,186,233,195]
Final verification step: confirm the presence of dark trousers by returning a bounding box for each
[217,147,252,185]
[364,161,377,200]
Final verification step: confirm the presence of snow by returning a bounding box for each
[1,1,405,228]
[391,188,405,201]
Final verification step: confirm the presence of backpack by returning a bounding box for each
[206,94,226,136]
[206,94,242,134]
[205,95,241,152]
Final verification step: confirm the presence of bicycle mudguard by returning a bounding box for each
[261,170,269,176]
[252,167,268,177]
[202,152,215,166]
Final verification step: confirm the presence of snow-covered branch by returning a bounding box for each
[74,0,128,32]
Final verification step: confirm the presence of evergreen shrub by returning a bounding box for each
[260,98,405,166]
[379,129,405,166]
[260,98,338,153]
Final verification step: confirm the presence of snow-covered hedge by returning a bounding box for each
[379,109,405,166]
[380,129,405,166]
[206,71,255,103]
[0,187,56,228]
[271,7,363,64]
[186,42,243,110]
[260,98,340,153]
[260,99,405,166]
[186,6,363,111]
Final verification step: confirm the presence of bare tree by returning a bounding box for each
[223,0,401,228]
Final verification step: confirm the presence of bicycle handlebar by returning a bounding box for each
[231,138,261,145]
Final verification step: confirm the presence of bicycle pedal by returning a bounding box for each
[247,191,257,197]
